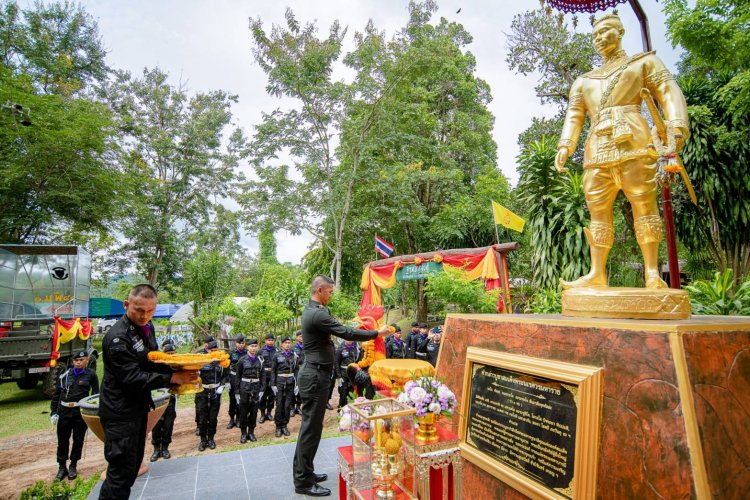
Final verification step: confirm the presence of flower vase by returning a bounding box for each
[416,413,439,443]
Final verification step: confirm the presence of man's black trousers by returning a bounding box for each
[238,390,259,433]
[99,414,148,500]
[293,363,332,489]
[274,380,295,427]
[196,390,221,439]
[151,396,176,448]
[56,408,88,463]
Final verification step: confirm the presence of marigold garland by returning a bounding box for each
[148,350,230,368]
[413,256,423,266]
[432,253,443,263]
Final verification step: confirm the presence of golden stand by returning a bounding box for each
[562,287,691,320]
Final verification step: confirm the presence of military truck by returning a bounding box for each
[0,245,97,397]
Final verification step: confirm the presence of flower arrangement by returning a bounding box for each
[397,376,457,418]
[338,396,371,433]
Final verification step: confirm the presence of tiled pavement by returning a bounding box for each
[88,435,349,500]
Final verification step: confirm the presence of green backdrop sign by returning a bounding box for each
[396,261,443,281]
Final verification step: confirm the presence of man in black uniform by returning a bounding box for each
[386,327,407,359]
[271,336,298,437]
[258,333,277,423]
[419,327,443,367]
[292,275,390,497]
[411,323,430,361]
[51,350,99,481]
[193,335,214,436]
[99,284,195,500]
[226,334,247,429]
[235,338,263,443]
[195,341,227,451]
[291,331,304,416]
[150,343,177,462]
[334,340,359,410]
[404,321,419,358]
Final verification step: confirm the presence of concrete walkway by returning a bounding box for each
[88,435,348,500]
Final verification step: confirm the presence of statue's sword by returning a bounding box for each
[640,88,697,205]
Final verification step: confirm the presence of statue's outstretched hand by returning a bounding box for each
[555,147,569,173]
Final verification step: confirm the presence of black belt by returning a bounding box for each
[306,361,333,371]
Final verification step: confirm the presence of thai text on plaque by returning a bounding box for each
[466,363,577,498]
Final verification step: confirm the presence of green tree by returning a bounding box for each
[241,9,393,288]
[663,0,750,280]
[514,136,589,288]
[341,1,501,319]
[0,1,120,243]
[424,265,500,314]
[106,67,246,288]
[505,9,598,110]
[183,250,235,337]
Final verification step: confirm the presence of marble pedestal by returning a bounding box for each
[436,314,750,499]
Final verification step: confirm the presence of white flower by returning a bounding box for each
[397,392,410,405]
[409,387,427,406]
[339,413,352,432]
[437,385,454,400]
[428,402,441,414]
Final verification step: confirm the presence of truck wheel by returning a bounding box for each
[42,366,61,398]
[16,376,39,390]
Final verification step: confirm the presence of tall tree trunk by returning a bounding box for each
[416,279,427,322]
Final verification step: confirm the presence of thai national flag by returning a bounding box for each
[374,234,395,258]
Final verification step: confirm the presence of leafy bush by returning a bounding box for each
[424,266,500,314]
[20,474,99,500]
[524,287,562,314]
[685,269,750,315]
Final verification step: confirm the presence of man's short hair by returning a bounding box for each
[129,283,157,300]
[311,275,335,294]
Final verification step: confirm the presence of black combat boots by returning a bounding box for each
[68,462,78,480]
[54,462,68,481]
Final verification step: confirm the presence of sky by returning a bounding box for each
[71,0,681,264]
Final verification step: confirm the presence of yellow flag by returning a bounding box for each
[492,201,525,233]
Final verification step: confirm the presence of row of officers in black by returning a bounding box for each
[48,323,444,482]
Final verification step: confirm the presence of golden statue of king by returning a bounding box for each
[555,14,689,291]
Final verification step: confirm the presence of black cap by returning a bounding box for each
[163,344,176,353]
[265,333,275,340]
[73,350,88,359]
[207,340,218,349]
[411,321,419,327]
[391,324,401,332]
[162,338,174,345]
[247,338,258,345]
[419,323,428,328]
[205,335,215,343]
[235,334,246,343]
[295,330,302,337]
[281,336,292,343]
[431,326,443,334]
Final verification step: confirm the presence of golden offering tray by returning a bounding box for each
[147,351,230,394]
[369,359,435,392]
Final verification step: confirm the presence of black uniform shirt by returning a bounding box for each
[99,315,172,420]
[271,350,298,386]
[293,342,305,369]
[51,367,99,414]
[230,348,247,374]
[425,340,441,366]
[199,359,227,386]
[260,345,277,376]
[300,300,377,366]
[386,338,407,359]
[235,354,264,393]
[335,343,359,377]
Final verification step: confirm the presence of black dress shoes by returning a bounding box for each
[150,450,161,462]
[54,466,67,481]
[198,441,207,452]
[240,433,247,444]
[295,484,331,496]
[275,428,283,438]
[258,414,267,424]
[282,426,290,436]
[161,449,171,459]
[313,472,328,482]
[248,433,257,442]
[208,439,216,450]
[325,403,333,411]
[67,464,78,480]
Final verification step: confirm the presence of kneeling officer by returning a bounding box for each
[51,350,99,481]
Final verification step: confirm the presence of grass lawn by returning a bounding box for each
[0,338,105,439]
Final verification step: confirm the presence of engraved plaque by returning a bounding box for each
[466,364,577,497]
[459,348,603,500]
